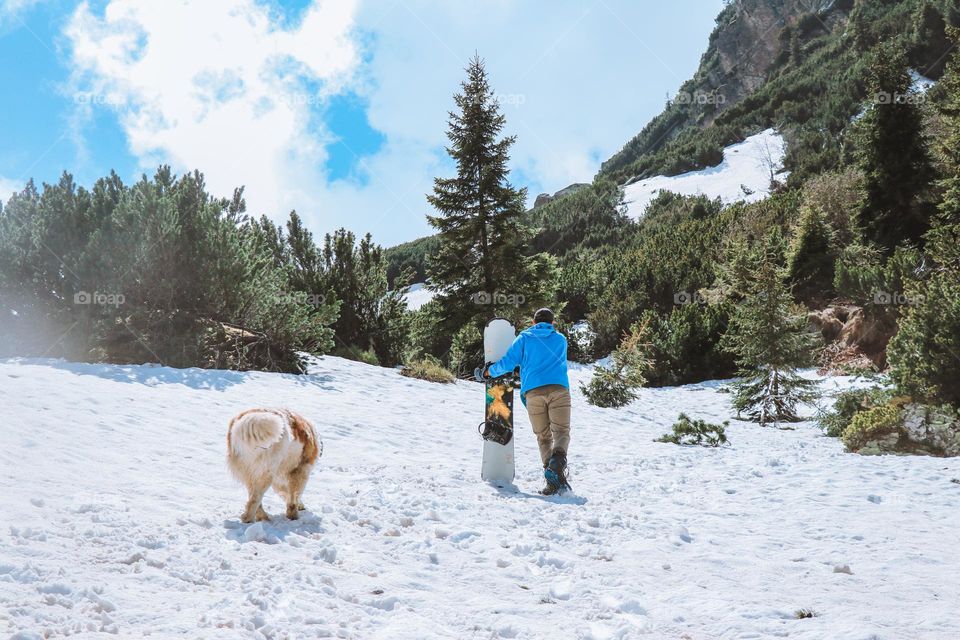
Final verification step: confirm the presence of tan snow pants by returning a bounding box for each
[525,384,571,466]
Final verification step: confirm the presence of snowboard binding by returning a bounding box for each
[478,419,513,445]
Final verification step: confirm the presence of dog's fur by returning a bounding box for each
[226,408,322,522]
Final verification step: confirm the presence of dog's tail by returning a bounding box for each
[228,410,286,456]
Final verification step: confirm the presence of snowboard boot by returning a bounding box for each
[541,449,571,495]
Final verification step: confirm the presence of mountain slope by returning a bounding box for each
[600,0,956,187]
[2,357,958,638]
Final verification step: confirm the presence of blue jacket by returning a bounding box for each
[488,322,569,402]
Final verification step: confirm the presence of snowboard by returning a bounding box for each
[480,318,519,485]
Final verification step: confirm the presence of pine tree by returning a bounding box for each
[722,232,819,426]
[581,319,651,408]
[786,204,835,302]
[322,228,408,366]
[426,55,553,335]
[857,42,934,252]
[888,29,960,406]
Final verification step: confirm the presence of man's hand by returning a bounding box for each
[473,365,491,382]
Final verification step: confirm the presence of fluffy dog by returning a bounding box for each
[226,409,322,522]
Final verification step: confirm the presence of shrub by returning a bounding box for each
[400,356,456,384]
[581,366,635,408]
[581,321,650,408]
[556,318,594,364]
[819,386,893,437]
[799,168,865,250]
[842,402,903,451]
[641,304,736,386]
[332,345,379,366]
[656,413,729,447]
[448,323,483,379]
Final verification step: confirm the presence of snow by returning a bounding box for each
[621,129,788,219]
[402,282,435,311]
[910,69,936,93]
[1,357,959,638]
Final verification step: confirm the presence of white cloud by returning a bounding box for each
[334,0,723,242]
[63,0,722,246]
[0,176,23,205]
[65,0,360,225]
[0,0,40,26]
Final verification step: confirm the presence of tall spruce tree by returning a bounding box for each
[888,29,960,406]
[426,55,553,336]
[857,43,933,252]
[721,231,819,426]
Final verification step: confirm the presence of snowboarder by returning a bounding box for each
[476,308,572,494]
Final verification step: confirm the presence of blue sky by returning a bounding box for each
[0,0,724,246]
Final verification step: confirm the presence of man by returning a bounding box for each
[476,308,572,495]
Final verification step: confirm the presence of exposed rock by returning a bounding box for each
[533,193,553,208]
[552,183,590,199]
[901,403,960,457]
[855,432,901,456]
[808,303,896,372]
[808,307,846,341]
[850,402,960,457]
[532,183,590,209]
[706,0,849,124]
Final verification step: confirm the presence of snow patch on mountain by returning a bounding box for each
[909,69,936,93]
[1,357,958,638]
[621,128,787,219]
[403,282,435,311]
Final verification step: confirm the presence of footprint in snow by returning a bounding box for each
[671,526,693,544]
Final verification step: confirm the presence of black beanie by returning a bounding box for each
[533,308,555,324]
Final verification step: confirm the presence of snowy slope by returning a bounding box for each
[621,129,787,219]
[1,357,959,639]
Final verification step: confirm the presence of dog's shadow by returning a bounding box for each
[223,510,326,544]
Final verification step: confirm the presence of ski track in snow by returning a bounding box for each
[1,357,958,639]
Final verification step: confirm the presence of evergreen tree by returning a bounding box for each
[581,320,651,408]
[426,55,553,337]
[322,228,408,366]
[857,42,934,252]
[0,168,338,372]
[888,30,960,406]
[721,232,819,426]
[786,204,835,303]
[254,212,409,367]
